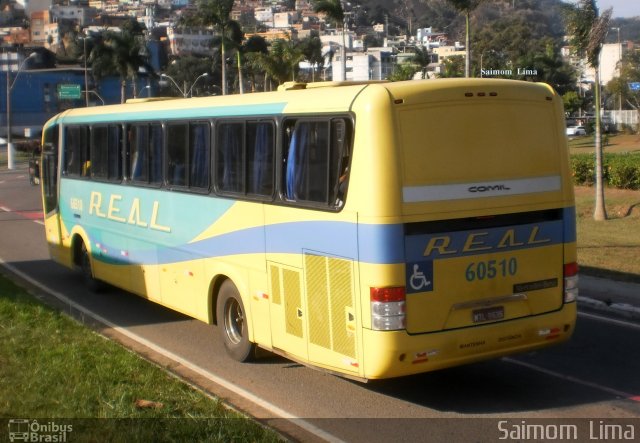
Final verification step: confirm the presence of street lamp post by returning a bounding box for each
[5,52,37,170]
[80,34,90,107]
[160,73,209,98]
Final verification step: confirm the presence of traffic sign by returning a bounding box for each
[58,84,82,99]
[629,82,640,92]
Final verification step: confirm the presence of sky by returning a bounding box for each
[585,0,639,18]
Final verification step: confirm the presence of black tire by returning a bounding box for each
[216,280,255,362]
[79,242,102,292]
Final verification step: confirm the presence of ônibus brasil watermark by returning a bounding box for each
[7,419,72,442]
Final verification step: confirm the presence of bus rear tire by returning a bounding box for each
[79,242,102,292]
[216,280,255,362]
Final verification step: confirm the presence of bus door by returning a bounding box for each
[41,124,65,263]
[265,117,359,373]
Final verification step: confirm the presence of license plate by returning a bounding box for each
[472,306,505,323]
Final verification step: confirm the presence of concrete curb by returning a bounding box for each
[578,274,640,321]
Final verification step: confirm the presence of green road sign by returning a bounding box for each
[58,84,82,99]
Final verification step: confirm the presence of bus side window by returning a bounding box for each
[284,118,350,208]
[129,123,162,185]
[216,122,244,194]
[247,121,274,196]
[332,119,350,207]
[107,125,123,181]
[149,124,163,185]
[167,123,188,187]
[189,122,210,190]
[64,126,89,177]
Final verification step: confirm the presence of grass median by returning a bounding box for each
[575,186,640,283]
[0,275,281,441]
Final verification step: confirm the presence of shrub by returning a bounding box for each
[571,153,640,189]
[607,154,640,190]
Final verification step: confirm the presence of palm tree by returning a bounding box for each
[299,36,324,82]
[106,31,148,102]
[446,0,484,78]
[88,26,150,103]
[253,39,304,88]
[242,35,269,92]
[314,0,347,81]
[410,46,432,79]
[564,0,612,221]
[190,0,238,95]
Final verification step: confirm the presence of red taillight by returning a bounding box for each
[370,287,405,303]
[564,262,579,277]
[370,286,406,331]
[563,262,579,303]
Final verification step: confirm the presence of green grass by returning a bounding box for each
[568,133,640,154]
[575,186,640,283]
[0,275,281,441]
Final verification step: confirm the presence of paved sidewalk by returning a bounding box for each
[579,274,640,320]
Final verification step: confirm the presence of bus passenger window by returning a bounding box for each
[283,118,351,208]
[247,122,273,196]
[129,125,148,182]
[107,125,123,181]
[64,126,89,177]
[129,124,162,185]
[284,120,330,204]
[189,123,210,190]
[149,124,163,185]
[167,124,188,187]
[216,123,244,194]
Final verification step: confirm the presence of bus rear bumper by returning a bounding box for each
[361,303,576,380]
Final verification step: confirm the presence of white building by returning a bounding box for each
[167,27,216,57]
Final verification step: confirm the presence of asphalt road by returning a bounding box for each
[1,167,639,442]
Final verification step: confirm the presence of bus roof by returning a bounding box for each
[54,79,557,126]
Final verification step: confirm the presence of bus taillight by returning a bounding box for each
[370,287,406,331]
[563,262,579,303]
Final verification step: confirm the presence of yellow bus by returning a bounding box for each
[40,79,578,380]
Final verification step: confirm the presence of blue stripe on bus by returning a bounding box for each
[563,206,577,243]
[88,221,404,266]
[85,208,577,266]
[60,102,288,124]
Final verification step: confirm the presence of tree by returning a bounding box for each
[252,39,304,89]
[87,23,150,103]
[105,30,149,102]
[314,0,346,81]
[163,56,214,97]
[185,0,239,95]
[410,46,432,79]
[562,91,585,116]
[437,55,465,78]
[388,63,417,82]
[242,35,269,92]
[299,36,324,82]
[606,51,640,125]
[445,0,484,78]
[564,0,612,221]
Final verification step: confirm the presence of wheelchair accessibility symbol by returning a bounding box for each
[406,261,434,293]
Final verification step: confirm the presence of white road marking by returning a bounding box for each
[578,311,640,330]
[0,256,344,443]
[503,357,638,401]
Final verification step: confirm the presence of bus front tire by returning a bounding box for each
[79,242,102,292]
[216,280,255,362]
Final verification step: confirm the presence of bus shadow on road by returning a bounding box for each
[362,353,634,414]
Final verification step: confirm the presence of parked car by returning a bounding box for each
[566,126,587,136]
